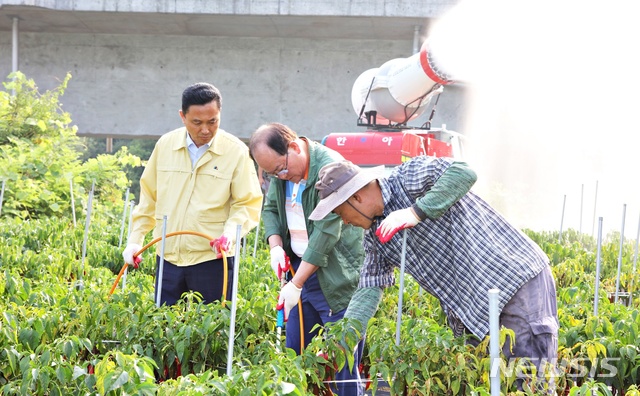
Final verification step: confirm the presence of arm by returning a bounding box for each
[414,161,478,220]
[289,260,319,288]
[268,234,284,250]
[301,211,342,268]
[223,149,263,238]
[377,160,477,243]
[344,287,384,334]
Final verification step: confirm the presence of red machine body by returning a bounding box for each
[321,41,461,168]
[321,129,454,167]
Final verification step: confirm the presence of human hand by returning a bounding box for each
[375,207,421,243]
[122,244,142,268]
[277,281,303,321]
[270,246,291,279]
[210,234,232,258]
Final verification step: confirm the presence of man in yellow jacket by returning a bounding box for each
[123,82,263,305]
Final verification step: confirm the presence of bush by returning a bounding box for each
[0,72,141,220]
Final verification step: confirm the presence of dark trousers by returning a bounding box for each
[154,255,234,306]
[467,265,558,392]
[285,256,365,396]
[500,265,558,392]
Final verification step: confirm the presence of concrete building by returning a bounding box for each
[0,0,466,142]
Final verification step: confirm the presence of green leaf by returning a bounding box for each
[281,382,297,394]
[71,365,85,380]
[105,369,129,392]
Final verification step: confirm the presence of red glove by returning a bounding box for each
[375,208,421,243]
[210,234,232,258]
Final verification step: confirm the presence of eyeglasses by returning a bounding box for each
[266,151,289,178]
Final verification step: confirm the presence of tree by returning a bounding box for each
[0,72,141,219]
[80,136,157,202]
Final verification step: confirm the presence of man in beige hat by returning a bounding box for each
[309,156,559,391]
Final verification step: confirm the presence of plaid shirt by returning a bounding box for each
[359,156,549,338]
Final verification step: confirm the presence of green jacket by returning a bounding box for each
[262,139,364,312]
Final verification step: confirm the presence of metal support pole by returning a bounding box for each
[118,188,130,248]
[594,217,603,316]
[155,215,168,307]
[558,194,566,243]
[126,201,135,240]
[634,213,640,273]
[123,201,135,291]
[0,180,5,216]
[630,213,640,307]
[252,221,261,258]
[78,181,95,290]
[11,16,18,96]
[614,204,626,304]
[118,187,129,290]
[69,179,76,227]
[227,224,243,377]
[253,197,265,258]
[242,236,246,260]
[489,289,501,396]
[395,229,408,346]
[12,17,18,73]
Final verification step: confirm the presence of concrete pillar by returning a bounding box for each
[12,16,19,73]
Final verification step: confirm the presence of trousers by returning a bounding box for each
[285,256,365,396]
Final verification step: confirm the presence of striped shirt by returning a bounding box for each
[359,156,549,338]
[285,180,309,257]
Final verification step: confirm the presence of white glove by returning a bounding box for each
[270,246,289,279]
[122,243,143,267]
[278,281,302,320]
[376,207,421,244]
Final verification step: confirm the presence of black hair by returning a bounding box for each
[181,83,222,114]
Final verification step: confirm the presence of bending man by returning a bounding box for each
[309,157,558,390]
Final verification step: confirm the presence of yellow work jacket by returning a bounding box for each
[129,127,263,266]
